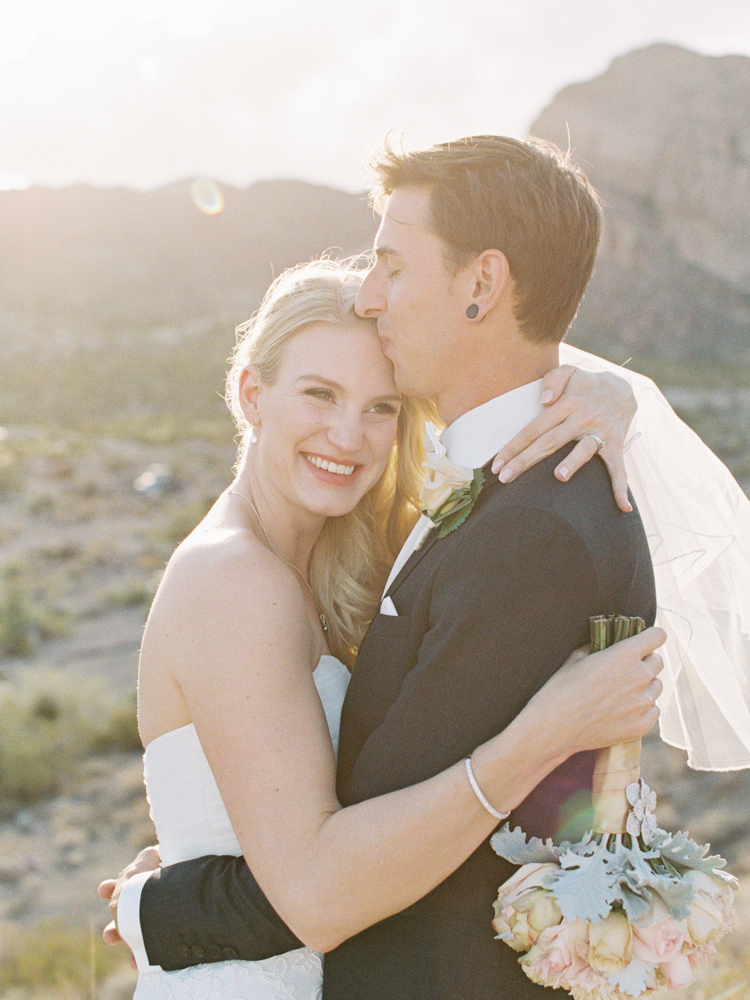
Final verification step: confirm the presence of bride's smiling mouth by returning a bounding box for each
[302,452,359,480]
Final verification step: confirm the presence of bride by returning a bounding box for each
[102,258,667,999]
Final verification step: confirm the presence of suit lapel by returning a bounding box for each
[384,521,442,599]
[386,460,496,601]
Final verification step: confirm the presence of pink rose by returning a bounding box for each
[632,896,687,964]
[494,863,557,908]
[520,920,590,990]
[660,952,696,988]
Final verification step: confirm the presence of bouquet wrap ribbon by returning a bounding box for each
[590,615,645,835]
[592,738,641,834]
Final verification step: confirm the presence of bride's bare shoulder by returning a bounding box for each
[147,516,309,638]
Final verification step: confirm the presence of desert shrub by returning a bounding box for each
[0,919,124,996]
[0,669,140,813]
[91,688,141,753]
[101,579,154,609]
[157,495,216,548]
[0,566,72,657]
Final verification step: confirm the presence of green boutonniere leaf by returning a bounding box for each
[424,467,486,538]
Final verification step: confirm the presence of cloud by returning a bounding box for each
[1,0,749,190]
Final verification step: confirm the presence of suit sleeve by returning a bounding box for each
[138,856,302,970]
[338,504,600,806]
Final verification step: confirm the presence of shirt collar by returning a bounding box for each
[440,380,545,469]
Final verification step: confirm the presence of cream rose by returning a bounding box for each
[687,891,725,946]
[507,908,537,952]
[419,456,473,513]
[515,887,564,936]
[587,909,632,973]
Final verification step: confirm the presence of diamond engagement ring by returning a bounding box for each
[586,433,606,451]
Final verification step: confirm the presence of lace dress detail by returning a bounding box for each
[133,655,350,1000]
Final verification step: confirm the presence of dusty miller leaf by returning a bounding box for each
[615,880,652,922]
[649,829,729,875]
[548,845,618,922]
[606,957,658,997]
[490,824,560,865]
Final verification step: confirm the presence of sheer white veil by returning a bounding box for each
[560,344,750,771]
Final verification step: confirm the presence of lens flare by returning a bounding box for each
[190,178,225,215]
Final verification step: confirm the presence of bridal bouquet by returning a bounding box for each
[490,615,737,999]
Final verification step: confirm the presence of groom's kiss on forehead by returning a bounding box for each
[356,135,601,423]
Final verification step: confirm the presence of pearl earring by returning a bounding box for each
[249,425,258,444]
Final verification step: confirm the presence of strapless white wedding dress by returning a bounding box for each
[133,655,350,1000]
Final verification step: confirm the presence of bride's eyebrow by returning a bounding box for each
[295,375,343,389]
[295,376,401,404]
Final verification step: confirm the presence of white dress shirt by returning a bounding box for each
[381,380,544,600]
[120,379,546,969]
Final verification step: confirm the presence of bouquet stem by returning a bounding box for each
[590,616,645,835]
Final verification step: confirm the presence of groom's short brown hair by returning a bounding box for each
[369,135,601,345]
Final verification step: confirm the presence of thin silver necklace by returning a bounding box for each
[227,489,329,633]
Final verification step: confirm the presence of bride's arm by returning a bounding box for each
[491,365,637,512]
[131,539,663,954]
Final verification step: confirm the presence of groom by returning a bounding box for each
[112,136,660,997]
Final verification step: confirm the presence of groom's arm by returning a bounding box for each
[117,855,301,971]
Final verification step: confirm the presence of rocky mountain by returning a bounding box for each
[532,44,750,364]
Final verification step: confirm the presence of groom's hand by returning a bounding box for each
[491,366,636,513]
[98,845,161,961]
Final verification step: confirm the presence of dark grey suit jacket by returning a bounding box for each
[138,449,656,999]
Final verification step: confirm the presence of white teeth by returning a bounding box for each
[305,454,355,476]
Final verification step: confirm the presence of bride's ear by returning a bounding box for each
[239,365,263,426]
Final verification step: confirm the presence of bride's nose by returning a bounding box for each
[326,409,364,453]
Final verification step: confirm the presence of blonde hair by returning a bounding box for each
[226,259,437,665]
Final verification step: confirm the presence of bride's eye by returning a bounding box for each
[368,401,400,418]
[304,388,335,402]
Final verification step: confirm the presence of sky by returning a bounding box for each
[1,0,749,193]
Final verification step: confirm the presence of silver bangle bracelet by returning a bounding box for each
[464,757,511,821]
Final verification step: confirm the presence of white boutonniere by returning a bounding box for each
[419,422,485,539]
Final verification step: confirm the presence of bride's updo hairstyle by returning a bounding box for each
[226,258,436,664]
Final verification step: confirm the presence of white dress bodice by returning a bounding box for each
[133,654,350,1000]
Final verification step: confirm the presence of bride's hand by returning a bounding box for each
[98,844,161,949]
[490,366,637,513]
[528,627,666,757]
